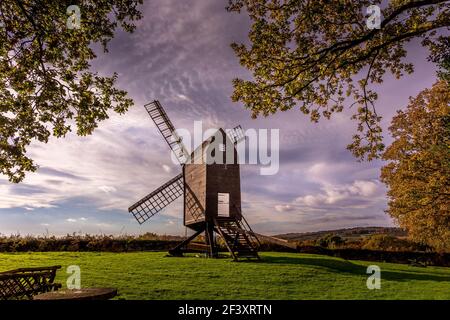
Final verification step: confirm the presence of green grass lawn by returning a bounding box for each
[1,251,449,299]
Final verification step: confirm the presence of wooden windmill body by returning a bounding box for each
[129,101,260,260]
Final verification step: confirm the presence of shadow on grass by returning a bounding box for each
[259,255,450,283]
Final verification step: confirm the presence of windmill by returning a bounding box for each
[128,101,261,260]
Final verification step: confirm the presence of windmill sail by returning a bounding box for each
[226,125,245,144]
[129,173,184,224]
[145,101,190,164]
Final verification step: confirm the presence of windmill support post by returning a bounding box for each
[205,222,218,258]
[168,228,204,256]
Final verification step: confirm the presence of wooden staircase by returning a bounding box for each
[215,218,260,261]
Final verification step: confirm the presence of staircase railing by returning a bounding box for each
[233,205,261,248]
[213,219,238,260]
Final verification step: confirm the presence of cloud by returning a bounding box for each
[99,186,117,193]
[96,223,113,228]
[295,180,382,208]
[175,94,192,102]
[0,182,59,209]
[274,205,295,213]
[349,180,379,197]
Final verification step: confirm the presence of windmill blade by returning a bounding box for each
[226,125,245,144]
[129,173,184,224]
[145,101,190,164]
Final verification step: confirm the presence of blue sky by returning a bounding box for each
[0,0,441,236]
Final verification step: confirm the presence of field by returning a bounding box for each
[1,252,449,300]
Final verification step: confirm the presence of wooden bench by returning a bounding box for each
[0,266,62,300]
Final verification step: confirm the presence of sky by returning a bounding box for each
[0,0,441,237]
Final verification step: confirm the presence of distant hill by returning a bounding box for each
[275,227,407,242]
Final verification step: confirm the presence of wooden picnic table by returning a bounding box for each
[33,288,117,300]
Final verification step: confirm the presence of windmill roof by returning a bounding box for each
[188,128,235,164]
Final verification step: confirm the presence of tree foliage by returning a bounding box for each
[0,0,143,182]
[428,36,450,82]
[227,0,449,160]
[381,81,450,251]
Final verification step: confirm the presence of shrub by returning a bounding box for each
[361,234,431,252]
[317,234,345,248]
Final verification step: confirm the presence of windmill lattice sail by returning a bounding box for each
[226,125,245,144]
[129,173,184,224]
[144,101,190,164]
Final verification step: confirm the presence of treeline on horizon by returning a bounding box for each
[1,231,449,267]
[0,231,443,253]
